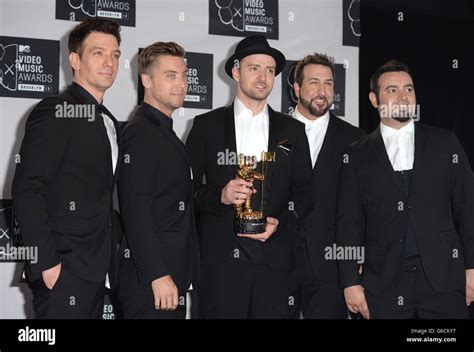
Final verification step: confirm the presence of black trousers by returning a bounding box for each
[28,266,105,319]
[365,256,469,319]
[118,293,187,319]
[117,256,188,319]
[293,237,347,319]
[198,259,298,319]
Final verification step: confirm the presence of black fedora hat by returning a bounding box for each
[225,34,286,78]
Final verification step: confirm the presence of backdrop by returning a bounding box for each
[3,0,472,320]
[0,0,360,318]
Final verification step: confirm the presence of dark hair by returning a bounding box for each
[68,18,121,56]
[294,52,335,86]
[138,42,186,75]
[370,59,411,97]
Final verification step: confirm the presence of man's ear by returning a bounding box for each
[69,52,80,72]
[369,92,379,108]
[141,73,151,89]
[231,66,240,82]
[293,82,301,100]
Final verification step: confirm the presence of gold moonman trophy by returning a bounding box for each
[233,151,276,234]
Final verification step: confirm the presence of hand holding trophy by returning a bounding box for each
[234,152,275,235]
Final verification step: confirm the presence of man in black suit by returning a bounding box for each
[12,18,122,319]
[337,60,474,319]
[290,53,364,319]
[117,42,199,319]
[186,35,315,319]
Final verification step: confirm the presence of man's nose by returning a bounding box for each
[103,54,113,67]
[399,91,408,102]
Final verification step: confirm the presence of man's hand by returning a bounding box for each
[221,179,255,205]
[466,269,474,306]
[152,275,179,310]
[344,285,370,319]
[42,262,62,290]
[237,217,279,242]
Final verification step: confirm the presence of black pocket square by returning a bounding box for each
[277,139,292,155]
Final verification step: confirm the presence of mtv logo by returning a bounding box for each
[0,205,13,245]
[68,0,97,17]
[215,0,244,31]
[0,43,18,91]
[0,200,22,249]
[19,45,30,53]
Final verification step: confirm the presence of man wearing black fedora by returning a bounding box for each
[186,34,315,318]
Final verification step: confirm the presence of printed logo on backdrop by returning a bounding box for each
[0,36,59,99]
[0,200,23,263]
[137,51,213,110]
[209,0,279,39]
[103,291,118,319]
[343,0,360,47]
[56,0,136,27]
[281,60,346,117]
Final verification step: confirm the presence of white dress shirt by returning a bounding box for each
[380,120,415,171]
[102,112,119,175]
[292,106,330,167]
[234,97,269,161]
[101,112,118,289]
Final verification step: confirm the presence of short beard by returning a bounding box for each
[300,95,331,117]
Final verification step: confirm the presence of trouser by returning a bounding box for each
[293,237,347,319]
[119,292,187,319]
[365,256,469,319]
[29,266,105,319]
[198,259,298,319]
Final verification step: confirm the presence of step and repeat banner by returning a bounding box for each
[0,0,360,318]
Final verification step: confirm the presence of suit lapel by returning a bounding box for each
[262,106,279,213]
[93,108,114,186]
[224,104,238,180]
[264,105,278,182]
[407,123,427,202]
[101,105,121,184]
[370,127,401,190]
[313,113,337,173]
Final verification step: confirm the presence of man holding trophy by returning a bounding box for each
[186,35,315,318]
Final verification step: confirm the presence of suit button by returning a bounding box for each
[108,223,113,228]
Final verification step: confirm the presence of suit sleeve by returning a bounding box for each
[12,98,69,276]
[186,115,225,216]
[336,145,365,288]
[449,132,474,269]
[118,125,168,283]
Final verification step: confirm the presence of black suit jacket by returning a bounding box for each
[336,123,474,294]
[297,113,364,282]
[186,104,315,270]
[12,82,121,283]
[117,104,199,294]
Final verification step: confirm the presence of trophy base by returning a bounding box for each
[234,217,266,234]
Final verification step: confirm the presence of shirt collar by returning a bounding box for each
[70,81,114,119]
[71,81,102,106]
[143,102,173,130]
[293,105,330,128]
[234,96,268,119]
[380,119,414,139]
